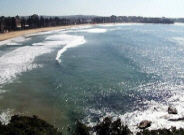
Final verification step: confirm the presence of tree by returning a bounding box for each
[0,20,1,32]
[54,17,60,26]
[4,17,12,30]
[27,17,32,28]
[49,17,52,26]
[11,17,16,30]
[21,17,26,29]
[40,16,45,27]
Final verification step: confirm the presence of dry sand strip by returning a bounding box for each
[0,24,91,41]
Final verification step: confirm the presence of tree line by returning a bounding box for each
[0,15,72,32]
[0,15,175,33]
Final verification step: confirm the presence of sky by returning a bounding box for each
[0,0,184,18]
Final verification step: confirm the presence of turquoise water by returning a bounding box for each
[0,24,184,132]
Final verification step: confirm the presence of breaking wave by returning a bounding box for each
[0,36,31,46]
[0,109,12,125]
[0,46,52,85]
[79,28,107,33]
[62,28,107,34]
[45,34,86,63]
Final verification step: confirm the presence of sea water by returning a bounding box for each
[0,24,184,133]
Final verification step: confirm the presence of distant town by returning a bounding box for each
[0,14,183,33]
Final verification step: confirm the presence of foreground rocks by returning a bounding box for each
[138,120,152,129]
[95,117,132,135]
[75,117,184,135]
[168,105,178,114]
[169,117,184,121]
[2,115,184,135]
[137,127,184,135]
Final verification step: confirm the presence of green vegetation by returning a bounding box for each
[1,115,184,135]
[69,121,89,135]
[0,115,62,135]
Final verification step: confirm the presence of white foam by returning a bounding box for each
[56,37,86,63]
[69,25,92,30]
[0,89,6,94]
[174,23,184,26]
[0,36,31,46]
[25,26,92,37]
[116,23,143,26]
[32,41,67,46]
[0,45,52,85]
[25,29,64,37]
[120,92,184,134]
[98,23,143,27]
[0,32,87,85]
[62,28,107,34]
[85,84,184,134]
[46,34,86,63]
[79,28,107,33]
[46,34,77,41]
[0,109,12,125]
[98,24,115,27]
[109,27,121,31]
[33,33,86,63]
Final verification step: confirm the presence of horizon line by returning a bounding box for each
[0,14,183,19]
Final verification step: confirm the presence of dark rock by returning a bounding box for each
[95,117,132,135]
[168,106,178,114]
[168,117,184,121]
[72,121,89,135]
[136,127,184,135]
[138,120,152,129]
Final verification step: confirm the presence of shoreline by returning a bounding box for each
[0,24,92,42]
[0,22,177,42]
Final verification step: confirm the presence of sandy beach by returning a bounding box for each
[0,23,131,42]
[0,24,91,41]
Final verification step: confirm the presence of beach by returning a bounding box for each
[0,24,91,41]
[0,23,133,42]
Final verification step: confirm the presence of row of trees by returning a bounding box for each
[0,14,92,33]
[0,16,17,31]
[92,16,174,24]
[0,15,73,32]
[26,16,71,28]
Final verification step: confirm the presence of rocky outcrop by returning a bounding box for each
[95,117,132,135]
[138,120,152,129]
[168,117,184,121]
[168,105,178,114]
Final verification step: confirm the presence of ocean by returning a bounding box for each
[0,23,184,133]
